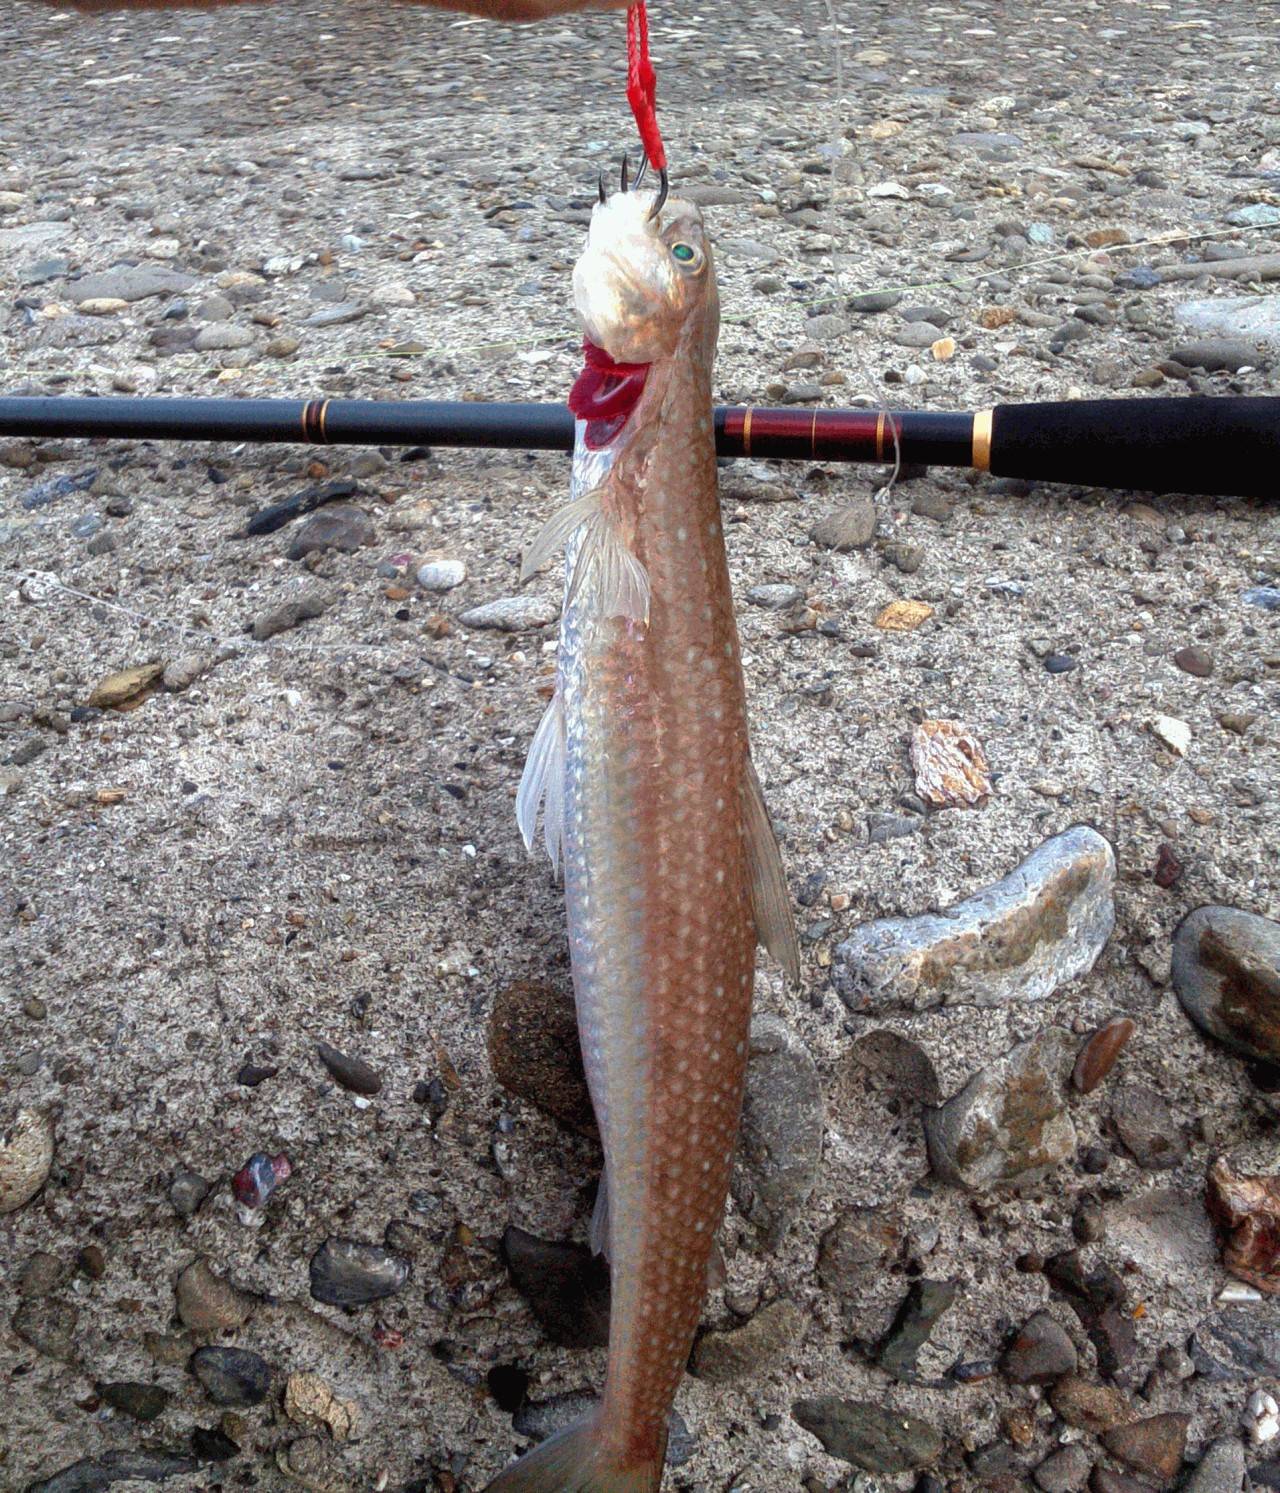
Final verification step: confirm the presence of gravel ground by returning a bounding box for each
[1,1,1278,1490]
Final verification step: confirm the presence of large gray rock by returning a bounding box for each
[731,1016,823,1246]
[792,1397,942,1472]
[1172,905,1280,1065]
[1190,1303,1280,1379]
[1174,294,1280,353]
[1182,1437,1246,1493]
[834,827,1115,1013]
[68,264,195,304]
[923,1026,1076,1191]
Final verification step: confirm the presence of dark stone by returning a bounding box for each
[1109,1084,1187,1171]
[27,1451,198,1493]
[168,1168,210,1218]
[817,1205,903,1294]
[243,478,358,537]
[1050,1374,1135,1434]
[12,1297,78,1362]
[309,1238,411,1306]
[1172,905,1280,1065]
[1173,646,1213,678]
[487,981,595,1135]
[189,1346,271,1406]
[191,1427,240,1462]
[1001,1310,1078,1384]
[1073,1018,1135,1094]
[1035,1444,1091,1493]
[876,1279,958,1380]
[236,1062,278,1087]
[512,1392,695,1468]
[286,505,374,560]
[1045,653,1078,673]
[500,1226,610,1348]
[315,1041,382,1096]
[1189,1302,1280,1378]
[792,1397,943,1473]
[97,1381,171,1421]
[486,1363,529,1413]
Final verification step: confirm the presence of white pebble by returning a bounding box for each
[1150,714,1192,756]
[416,559,466,592]
[1243,1389,1279,1444]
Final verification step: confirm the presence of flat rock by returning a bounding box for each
[1109,1084,1187,1170]
[1174,294,1280,353]
[250,587,334,641]
[192,321,255,351]
[810,497,878,551]
[1181,1437,1246,1493]
[1073,1017,1136,1094]
[189,1345,271,1406]
[876,1278,957,1379]
[1035,1444,1092,1493]
[1190,1302,1280,1379]
[793,1397,942,1472]
[745,582,804,610]
[416,558,467,591]
[309,1238,410,1306]
[1168,338,1269,372]
[175,1258,253,1333]
[27,1451,198,1493]
[1104,1188,1216,1286]
[1002,1310,1079,1384]
[817,1205,903,1295]
[97,1380,171,1421]
[315,1040,382,1096]
[923,1026,1077,1191]
[286,506,373,559]
[1100,1413,1189,1482]
[1050,1374,1136,1434]
[487,980,595,1135]
[87,662,164,710]
[691,1297,805,1383]
[69,265,195,303]
[500,1225,609,1348]
[834,826,1116,1013]
[1172,905,1280,1064]
[457,595,559,631]
[731,1015,823,1246]
[0,220,72,251]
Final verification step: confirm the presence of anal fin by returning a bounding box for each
[516,691,567,871]
[741,759,801,984]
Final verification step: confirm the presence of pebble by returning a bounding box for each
[12,1297,78,1362]
[1044,653,1078,673]
[1100,1413,1189,1482]
[316,1040,382,1095]
[876,1279,957,1380]
[746,582,804,609]
[302,302,370,327]
[1206,1158,1280,1295]
[874,599,933,631]
[1034,1445,1091,1493]
[87,661,164,709]
[250,586,334,641]
[810,499,878,550]
[792,1397,942,1473]
[193,322,255,352]
[1172,905,1280,1064]
[1,1105,55,1214]
[162,653,211,692]
[98,1380,172,1421]
[231,1151,290,1209]
[691,1297,806,1383]
[1073,1017,1135,1094]
[416,558,467,591]
[834,826,1115,1012]
[1243,586,1280,611]
[1050,1375,1136,1434]
[731,1015,823,1246]
[500,1225,610,1348]
[27,1451,197,1492]
[817,1207,902,1299]
[923,1026,1076,1191]
[190,1345,272,1406]
[1109,1084,1187,1170]
[309,1237,411,1306]
[848,290,902,313]
[18,1251,62,1299]
[175,1257,254,1332]
[910,719,990,809]
[287,506,373,559]
[1149,714,1192,756]
[1173,645,1214,677]
[283,1372,359,1440]
[1243,1390,1279,1446]
[168,1167,210,1218]
[487,979,595,1134]
[512,1392,695,1467]
[1001,1310,1079,1384]
[1190,1304,1280,1379]
[1169,338,1268,372]
[458,595,559,631]
[1182,1437,1247,1492]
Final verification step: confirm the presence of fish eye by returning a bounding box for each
[670,242,703,271]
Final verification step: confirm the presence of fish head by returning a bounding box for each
[573,189,718,366]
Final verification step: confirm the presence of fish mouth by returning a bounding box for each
[568,338,651,449]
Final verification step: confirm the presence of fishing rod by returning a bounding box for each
[1,394,1276,499]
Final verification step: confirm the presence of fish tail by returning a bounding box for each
[484,1411,665,1493]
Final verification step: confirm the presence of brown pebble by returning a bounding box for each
[1091,1471,1157,1493]
[1016,1250,1046,1273]
[1100,1412,1189,1481]
[1000,1404,1036,1448]
[1218,713,1255,736]
[77,1245,106,1280]
[1172,646,1213,678]
[1153,843,1183,889]
[1072,1017,1136,1095]
[1049,1374,1136,1434]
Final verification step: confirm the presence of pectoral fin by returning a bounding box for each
[741,760,801,984]
[521,488,649,627]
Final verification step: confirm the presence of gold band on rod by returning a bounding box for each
[972,408,993,472]
[741,406,753,457]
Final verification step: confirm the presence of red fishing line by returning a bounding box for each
[626,2,665,172]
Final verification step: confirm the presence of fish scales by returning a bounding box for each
[495,186,797,1493]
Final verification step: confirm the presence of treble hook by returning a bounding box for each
[647,167,669,222]
[598,171,609,205]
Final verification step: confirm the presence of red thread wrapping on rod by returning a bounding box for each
[626,2,665,172]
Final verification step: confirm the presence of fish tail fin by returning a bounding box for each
[485,1411,665,1493]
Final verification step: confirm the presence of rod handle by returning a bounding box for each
[988,397,1280,499]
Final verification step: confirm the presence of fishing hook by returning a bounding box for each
[620,153,630,194]
[598,171,609,205]
[647,166,668,221]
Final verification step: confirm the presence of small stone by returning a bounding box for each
[501,1226,610,1348]
[1172,905,1280,1065]
[1206,1158,1280,1295]
[1153,843,1183,889]
[458,595,559,631]
[416,558,467,591]
[1001,1311,1079,1384]
[193,322,255,351]
[0,1106,55,1214]
[1173,646,1213,678]
[175,1258,254,1333]
[1050,1375,1136,1434]
[876,1279,957,1379]
[817,1206,904,1295]
[283,1372,359,1440]
[746,582,805,610]
[1243,1390,1279,1446]
[810,498,878,551]
[488,980,594,1134]
[1035,1445,1092,1493]
[924,1027,1077,1191]
[287,505,373,559]
[316,1040,382,1096]
[169,1168,210,1218]
[691,1298,806,1382]
[1169,339,1265,372]
[1149,715,1191,756]
[192,1426,240,1462]
[78,1244,106,1280]
[835,827,1115,1013]
[87,662,164,709]
[849,290,902,313]
[793,1397,942,1473]
[875,599,934,631]
[78,297,129,316]
[1045,653,1078,674]
[98,1380,172,1421]
[1110,1084,1187,1170]
[231,1152,291,1209]
[1190,1304,1280,1378]
[12,1297,78,1362]
[732,1016,823,1246]
[1073,1018,1135,1094]
[1073,1202,1106,1243]
[190,1346,272,1406]
[27,1451,198,1492]
[1100,1413,1189,1482]
[910,719,990,808]
[250,587,334,641]
[18,1251,62,1299]
[162,654,211,692]
[1182,1437,1246,1492]
[309,1237,410,1306]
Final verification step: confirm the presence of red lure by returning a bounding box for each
[568,338,650,449]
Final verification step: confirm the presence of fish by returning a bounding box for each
[489,179,799,1492]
